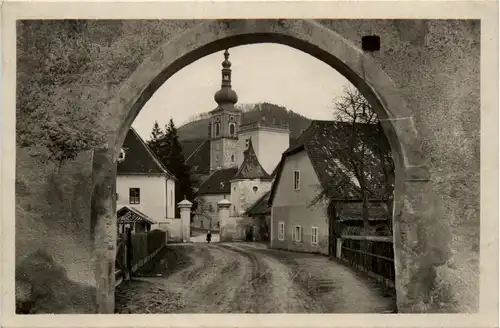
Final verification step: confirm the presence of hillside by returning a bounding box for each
[177,102,312,143]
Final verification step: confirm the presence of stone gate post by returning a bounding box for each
[217,199,232,241]
[177,197,193,243]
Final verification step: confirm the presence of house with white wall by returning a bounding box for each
[116,127,177,233]
[268,120,393,255]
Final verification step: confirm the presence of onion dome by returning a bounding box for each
[214,49,238,106]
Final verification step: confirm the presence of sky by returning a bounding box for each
[132,43,353,141]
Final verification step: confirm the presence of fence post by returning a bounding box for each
[125,227,132,281]
[336,237,343,259]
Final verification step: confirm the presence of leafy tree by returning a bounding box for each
[311,85,394,236]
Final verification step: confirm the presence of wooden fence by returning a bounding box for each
[115,229,167,286]
[337,235,395,289]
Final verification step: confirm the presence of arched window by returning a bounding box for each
[229,123,235,136]
[215,122,220,137]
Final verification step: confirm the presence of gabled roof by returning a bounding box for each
[197,167,239,195]
[245,190,272,217]
[117,127,176,179]
[269,120,392,206]
[185,139,211,175]
[233,138,272,180]
[117,206,157,225]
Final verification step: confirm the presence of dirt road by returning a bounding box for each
[115,242,397,313]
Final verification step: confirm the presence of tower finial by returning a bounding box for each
[214,48,238,106]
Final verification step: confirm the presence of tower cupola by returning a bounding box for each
[214,49,238,107]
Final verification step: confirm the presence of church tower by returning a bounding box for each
[209,49,242,173]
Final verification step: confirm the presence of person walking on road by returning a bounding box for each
[206,230,212,243]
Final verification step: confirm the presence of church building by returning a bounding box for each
[190,49,291,231]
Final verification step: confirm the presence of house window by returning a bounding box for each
[278,221,285,241]
[311,227,319,245]
[116,193,119,201]
[293,170,300,190]
[252,186,258,192]
[129,188,140,204]
[209,204,213,212]
[170,190,173,208]
[292,225,302,242]
[229,123,236,137]
[231,154,235,162]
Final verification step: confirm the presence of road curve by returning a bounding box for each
[115,242,397,313]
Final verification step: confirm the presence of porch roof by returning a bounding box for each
[117,206,157,225]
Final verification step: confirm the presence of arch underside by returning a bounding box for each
[93,19,452,313]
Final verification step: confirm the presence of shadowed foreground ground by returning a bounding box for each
[115,242,397,313]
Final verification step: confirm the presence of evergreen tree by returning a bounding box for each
[155,118,195,217]
[147,121,164,156]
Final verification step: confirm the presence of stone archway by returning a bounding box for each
[92,19,452,313]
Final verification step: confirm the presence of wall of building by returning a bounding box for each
[229,179,272,216]
[199,193,228,226]
[271,150,329,254]
[237,127,290,174]
[253,129,290,174]
[220,216,251,241]
[166,179,175,218]
[116,174,167,223]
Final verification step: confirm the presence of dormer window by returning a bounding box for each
[118,148,126,162]
[220,182,225,189]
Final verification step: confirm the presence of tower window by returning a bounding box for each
[229,123,235,136]
[215,122,220,137]
[231,154,235,162]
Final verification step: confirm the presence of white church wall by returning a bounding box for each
[254,129,290,174]
[237,128,290,175]
[230,179,272,216]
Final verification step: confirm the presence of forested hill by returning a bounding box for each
[177,102,313,142]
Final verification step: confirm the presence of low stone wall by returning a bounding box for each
[162,218,183,243]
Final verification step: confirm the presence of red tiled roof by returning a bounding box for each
[117,128,176,179]
[197,167,239,195]
[269,120,393,205]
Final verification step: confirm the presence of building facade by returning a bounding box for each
[116,127,177,231]
[268,120,393,255]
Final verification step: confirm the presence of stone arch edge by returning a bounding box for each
[93,19,447,312]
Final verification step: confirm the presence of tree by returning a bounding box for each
[311,85,394,236]
[149,118,196,217]
[147,121,164,156]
